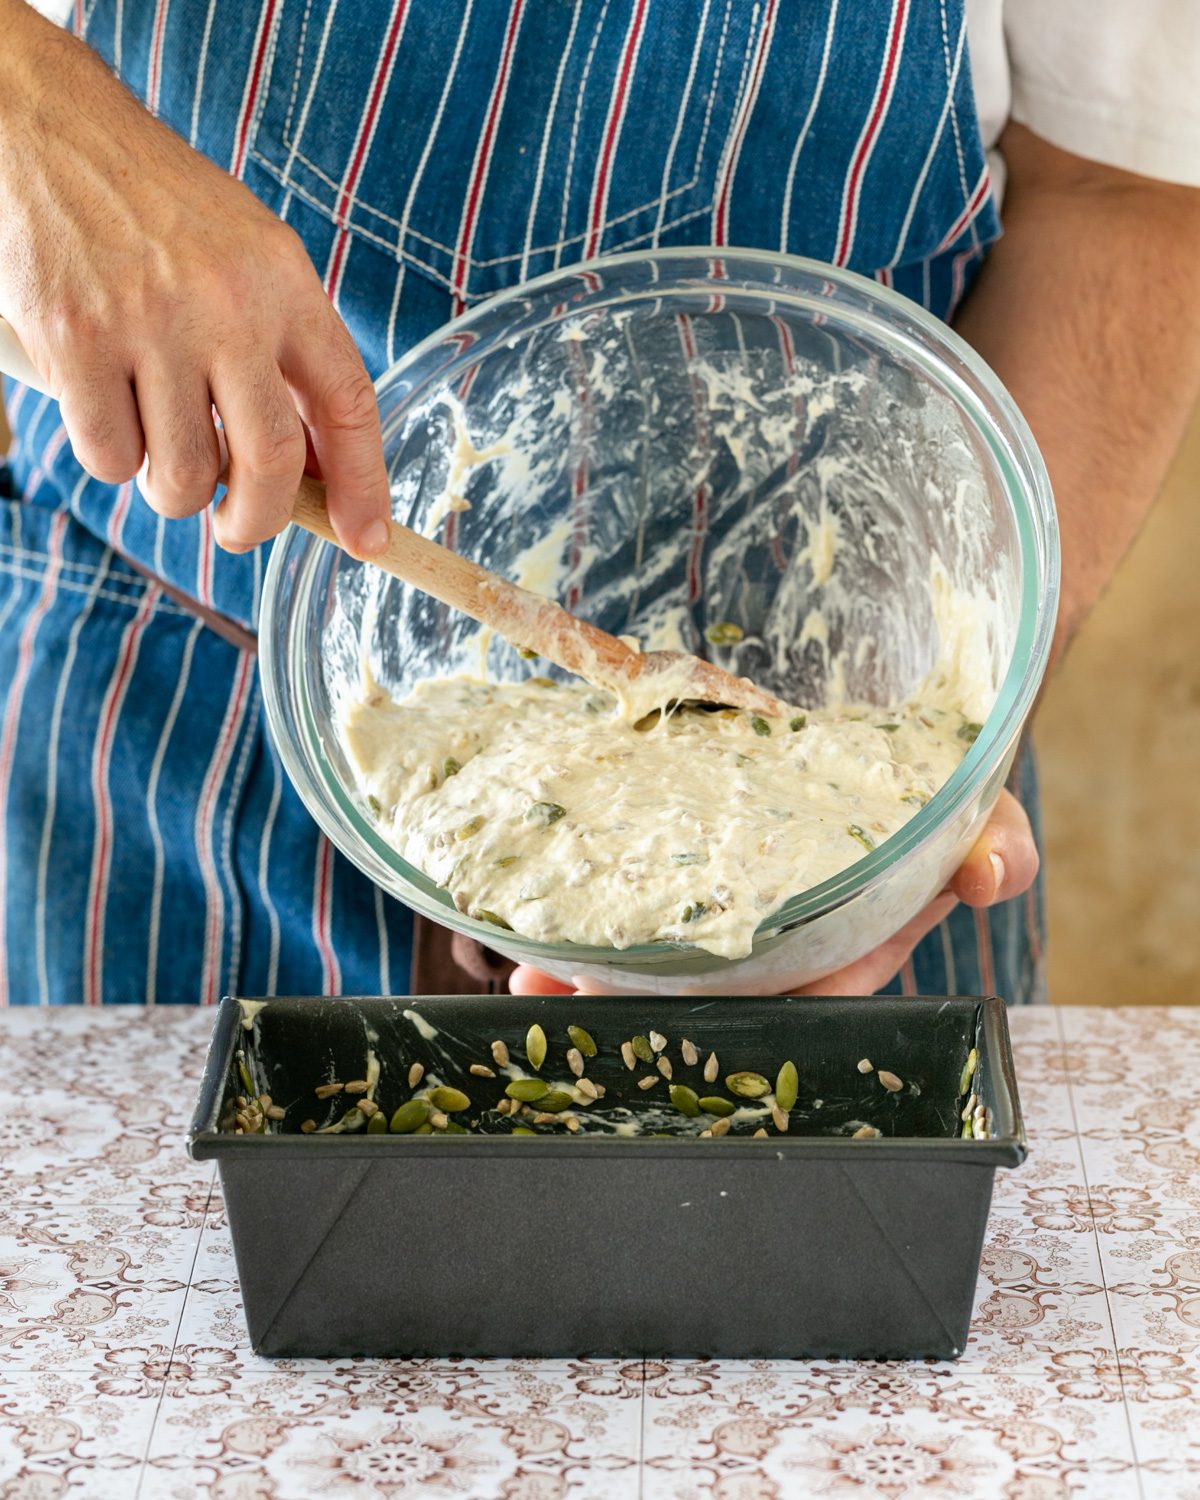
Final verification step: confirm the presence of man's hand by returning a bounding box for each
[510,789,1038,997]
[0,0,390,557]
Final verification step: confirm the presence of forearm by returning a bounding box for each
[955,122,1200,662]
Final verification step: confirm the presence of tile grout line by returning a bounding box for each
[637,1357,646,1500]
[1057,1006,1145,1500]
[134,1168,217,1500]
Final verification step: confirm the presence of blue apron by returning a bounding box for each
[0,0,1044,1005]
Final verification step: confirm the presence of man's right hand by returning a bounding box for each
[0,0,391,557]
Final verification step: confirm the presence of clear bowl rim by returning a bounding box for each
[260,246,1060,969]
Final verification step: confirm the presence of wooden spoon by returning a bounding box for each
[0,312,788,717]
[291,476,789,719]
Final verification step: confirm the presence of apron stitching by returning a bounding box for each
[219,677,262,1001]
[707,0,762,251]
[257,740,285,996]
[582,0,651,261]
[0,510,68,1009]
[144,616,205,1006]
[520,0,583,281]
[780,0,839,254]
[83,581,161,1006]
[712,0,779,245]
[385,0,478,359]
[889,0,966,267]
[554,0,612,268]
[649,0,712,247]
[34,539,116,1007]
[281,0,315,144]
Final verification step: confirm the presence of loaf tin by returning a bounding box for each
[189,994,1025,1360]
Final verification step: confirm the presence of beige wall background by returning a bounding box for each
[2,401,1197,1004]
[1036,405,1200,1004]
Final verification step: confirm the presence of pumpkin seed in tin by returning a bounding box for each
[429,1086,471,1112]
[389,1099,430,1134]
[631,1034,653,1063]
[670,1085,701,1117]
[726,1071,771,1099]
[367,1111,388,1134]
[506,1078,550,1102]
[535,1090,575,1113]
[698,1096,735,1118]
[567,1024,597,1058]
[775,1061,799,1112]
[526,1023,547,1070]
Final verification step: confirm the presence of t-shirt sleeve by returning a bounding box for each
[1003,0,1200,187]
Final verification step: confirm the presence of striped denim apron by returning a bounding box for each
[0,0,1044,1005]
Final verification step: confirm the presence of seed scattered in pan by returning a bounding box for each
[258,1093,272,1110]
[961,1119,974,1139]
[853,1124,881,1139]
[564,1115,580,1132]
[535,1090,575,1113]
[413,1123,434,1134]
[469,1063,496,1078]
[631,1034,654,1063]
[698,1096,735,1118]
[958,1047,979,1095]
[637,1075,659,1091]
[265,1103,286,1120]
[681,1038,699,1067]
[775,1061,799,1113]
[709,1117,731,1138]
[566,1047,584,1077]
[753,1128,769,1138]
[703,1052,719,1084]
[877,1070,903,1093]
[961,1092,978,1122]
[533,1111,559,1125]
[575,1078,599,1101]
[367,1111,387,1134]
[356,1099,379,1118]
[649,1030,667,1053]
[429,1110,449,1129]
[726,1071,771,1099]
[429,1086,471,1112]
[621,1042,636,1071]
[506,1078,550,1102]
[973,1103,987,1122]
[856,1058,873,1074]
[300,1119,316,1134]
[389,1099,430,1134]
[314,1082,343,1099]
[490,1040,509,1068]
[511,1126,536,1135]
[408,1062,425,1088]
[670,1085,701,1117]
[526,1024,547,1071]
[771,1104,789,1133]
[344,1080,370,1095]
[567,1024,597,1058]
[495,1097,511,1116]
[237,1058,255,1094]
[699,1128,713,1138]
[656,1056,673,1079]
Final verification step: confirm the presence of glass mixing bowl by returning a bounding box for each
[261,249,1058,995]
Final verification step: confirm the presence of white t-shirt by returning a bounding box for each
[28,0,1200,193]
[968,0,1200,194]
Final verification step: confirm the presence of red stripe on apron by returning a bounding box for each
[0,511,68,1007]
[84,584,160,1005]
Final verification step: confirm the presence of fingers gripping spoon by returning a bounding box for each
[0,313,789,718]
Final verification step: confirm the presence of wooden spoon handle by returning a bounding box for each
[289,475,638,679]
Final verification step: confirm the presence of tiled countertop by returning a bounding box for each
[1,1005,1198,1499]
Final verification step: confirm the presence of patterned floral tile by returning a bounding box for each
[139,1362,644,1500]
[0,1200,202,1373]
[0,1368,161,1497]
[639,1364,1137,1500]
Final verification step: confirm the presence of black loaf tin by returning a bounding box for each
[189,993,1025,1360]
